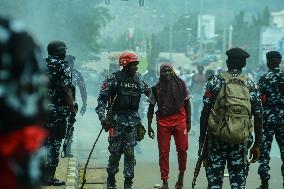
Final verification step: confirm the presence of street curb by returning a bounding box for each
[65,157,79,189]
[65,135,80,189]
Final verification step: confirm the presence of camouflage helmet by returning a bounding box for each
[0,17,48,132]
[47,40,67,56]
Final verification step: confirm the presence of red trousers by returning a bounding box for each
[157,122,188,180]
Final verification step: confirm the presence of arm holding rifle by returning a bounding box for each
[199,106,210,154]
[95,74,117,131]
[63,86,77,124]
[192,76,216,189]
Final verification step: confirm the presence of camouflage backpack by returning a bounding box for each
[208,72,252,144]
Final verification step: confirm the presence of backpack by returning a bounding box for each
[208,72,252,144]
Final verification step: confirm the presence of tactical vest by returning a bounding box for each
[112,70,141,112]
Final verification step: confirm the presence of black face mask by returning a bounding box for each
[57,53,66,60]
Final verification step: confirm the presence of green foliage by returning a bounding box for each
[158,14,198,52]
[65,6,112,54]
[231,7,270,68]
[146,34,160,68]
[0,0,111,61]
[138,57,148,73]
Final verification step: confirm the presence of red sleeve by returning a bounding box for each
[204,90,213,98]
[261,94,267,105]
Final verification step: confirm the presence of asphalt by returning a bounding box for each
[73,100,284,189]
[46,52,283,188]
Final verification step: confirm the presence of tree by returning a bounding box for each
[231,7,270,69]
[158,13,198,53]
[0,0,111,62]
[146,34,160,68]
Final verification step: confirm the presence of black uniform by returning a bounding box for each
[44,54,73,184]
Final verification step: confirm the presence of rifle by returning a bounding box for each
[192,119,208,189]
[80,95,117,189]
[80,128,103,189]
[61,124,74,158]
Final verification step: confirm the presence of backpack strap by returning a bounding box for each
[219,72,231,83]
[219,71,247,83]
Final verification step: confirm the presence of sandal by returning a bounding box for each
[159,187,169,189]
[159,185,169,189]
[175,182,183,189]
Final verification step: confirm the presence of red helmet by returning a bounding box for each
[119,52,139,66]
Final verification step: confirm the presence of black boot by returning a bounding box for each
[51,166,65,186]
[257,180,268,189]
[66,139,73,157]
[107,174,117,189]
[124,178,134,189]
[42,167,53,186]
[52,178,65,186]
[43,166,65,186]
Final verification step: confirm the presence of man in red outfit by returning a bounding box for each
[0,17,48,189]
[147,64,191,189]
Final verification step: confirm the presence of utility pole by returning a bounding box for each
[169,13,173,60]
[198,0,204,57]
[222,0,228,62]
[185,0,188,15]
[228,25,233,49]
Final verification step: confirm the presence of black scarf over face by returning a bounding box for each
[156,75,187,117]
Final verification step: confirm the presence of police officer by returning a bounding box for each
[96,52,149,189]
[191,65,206,126]
[0,17,48,189]
[64,54,87,157]
[66,55,87,115]
[43,41,76,186]
[200,47,263,189]
[257,51,284,189]
[142,64,159,87]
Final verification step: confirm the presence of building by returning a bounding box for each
[271,10,284,27]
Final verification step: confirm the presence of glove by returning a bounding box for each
[249,145,260,163]
[80,104,87,115]
[70,112,76,125]
[100,117,111,132]
[144,88,151,97]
